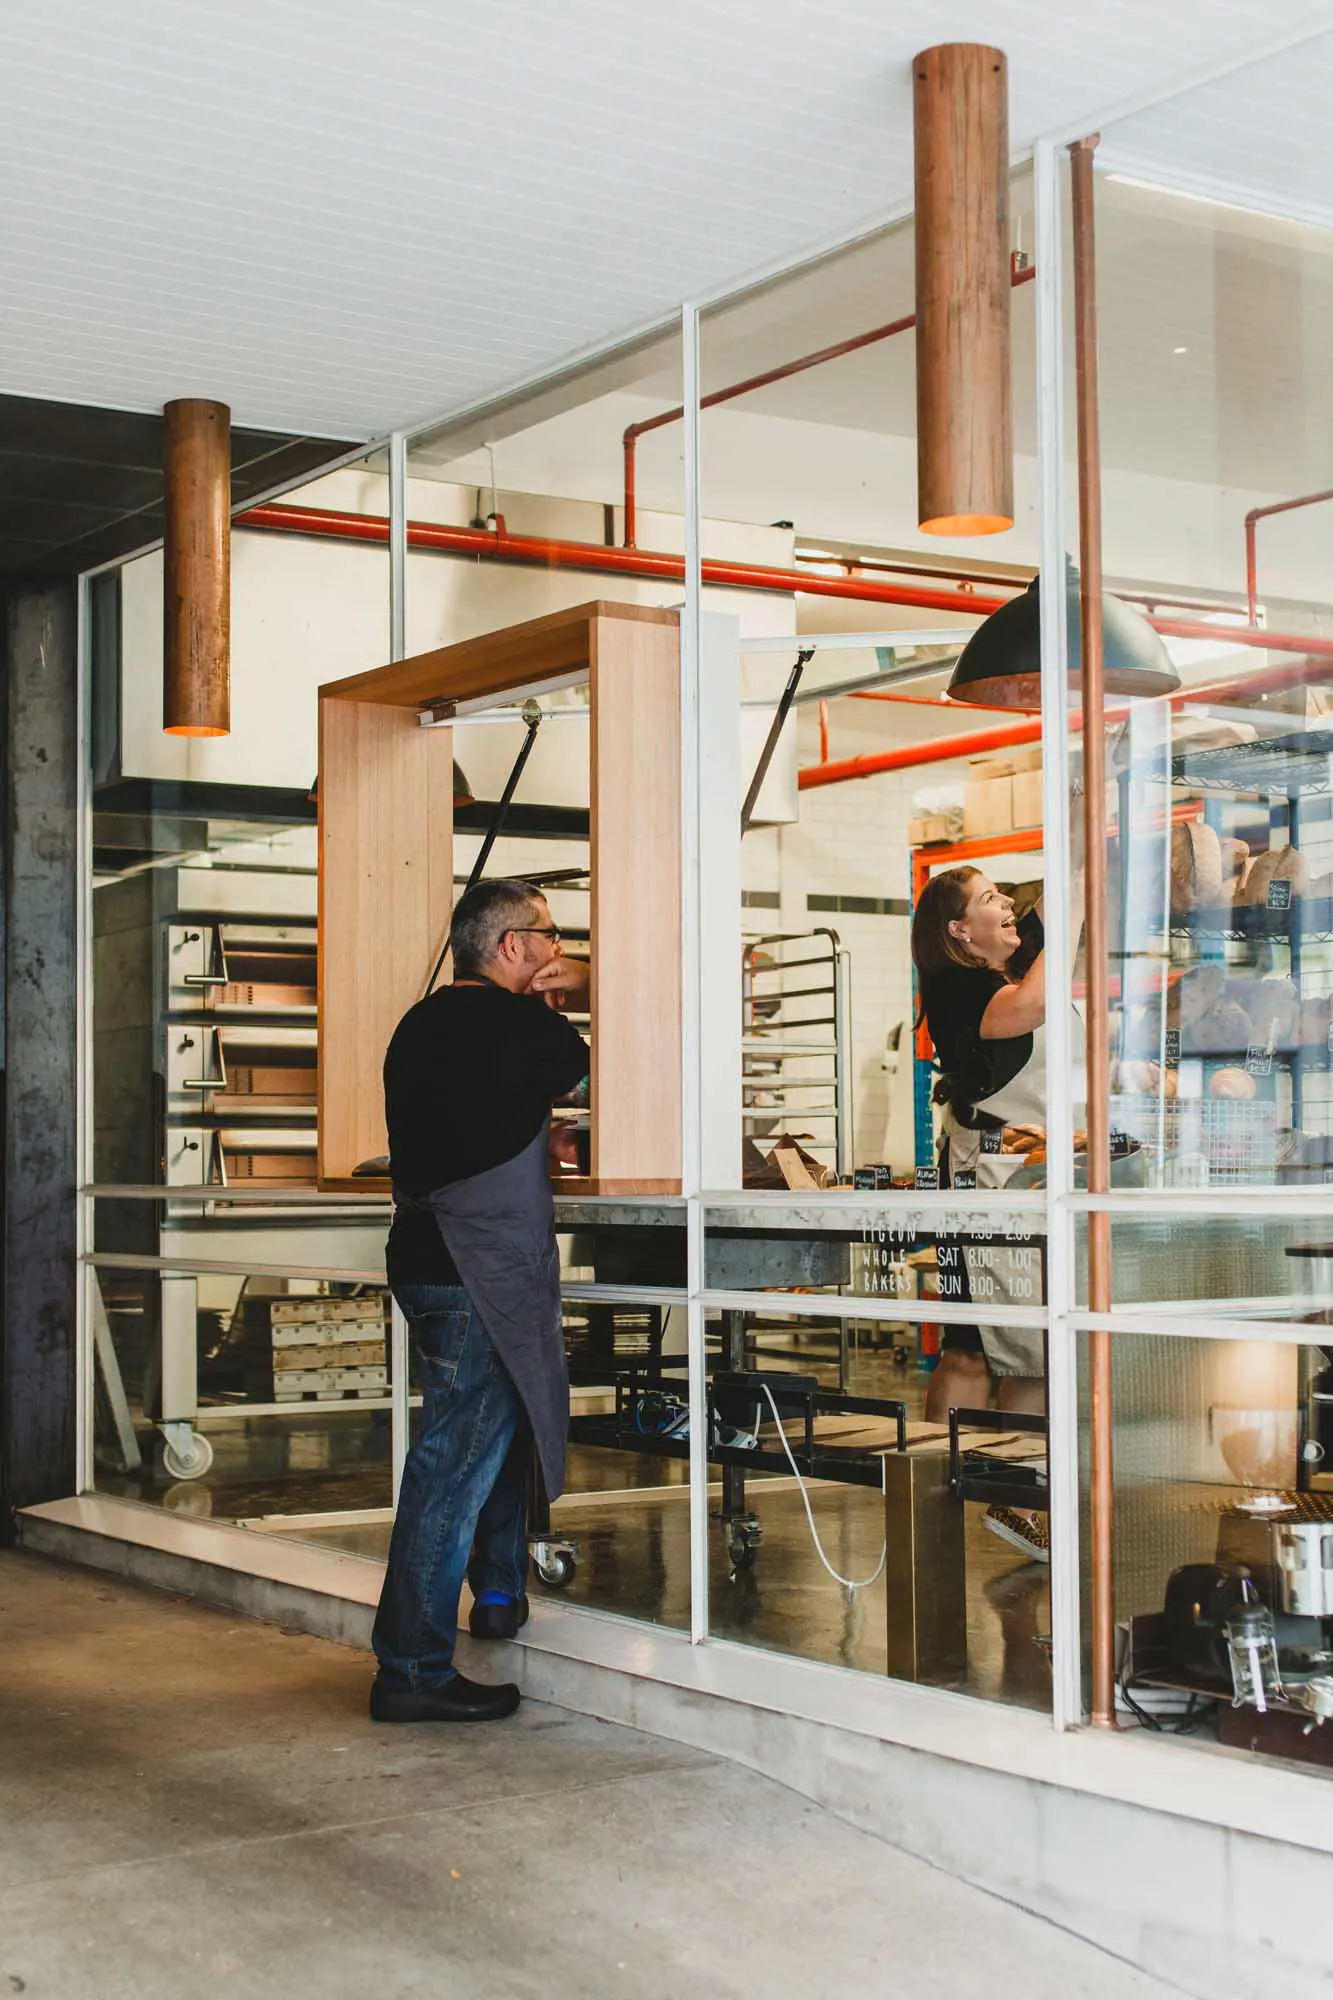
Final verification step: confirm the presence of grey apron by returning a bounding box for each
[396,1120,568,1500]
[938,1017,1083,1379]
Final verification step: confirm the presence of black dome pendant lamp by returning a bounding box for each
[946,569,1180,710]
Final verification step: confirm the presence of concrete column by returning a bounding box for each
[1,579,79,1515]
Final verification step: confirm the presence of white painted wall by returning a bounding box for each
[118,461,794,800]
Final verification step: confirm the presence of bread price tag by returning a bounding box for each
[1164,1029,1181,1066]
[980,1128,1003,1155]
[1244,1044,1273,1076]
[914,1165,940,1190]
[952,1168,978,1189]
[1109,1130,1133,1158]
[1267,880,1293,911]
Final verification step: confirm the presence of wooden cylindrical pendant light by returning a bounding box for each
[163,397,231,736]
[913,43,1013,536]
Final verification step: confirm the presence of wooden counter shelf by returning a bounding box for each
[317,601,682,1194]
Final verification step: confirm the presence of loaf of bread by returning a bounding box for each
[1209,1066,1258,1100]
[1170,821,1224,913]
[1186,1000,1253,1053]
[1235,976,1299,1048]
[1174,963,1227,1026]
[1238,845,1308,908]
[1220,838,1250,900]
[1172,717,1258,752]
[1114,1059,1178,1098]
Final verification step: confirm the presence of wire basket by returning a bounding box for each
[1110,1091,1278,1181]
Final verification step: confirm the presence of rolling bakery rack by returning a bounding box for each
[742,929,853,1179]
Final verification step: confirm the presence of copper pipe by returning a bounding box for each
[818,698,830,764]
[913,43,1013,534]
[620,264,1036,547]
[1244,487,1333,624]
[164,398,231,736]
[1071,135,1116,1732]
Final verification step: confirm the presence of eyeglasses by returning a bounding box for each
[507,925,562,942]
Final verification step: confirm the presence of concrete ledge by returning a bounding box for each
[19,1497,1333,2000]
[18,1510,377,1651]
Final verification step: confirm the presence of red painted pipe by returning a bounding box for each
[234,501,1013,616]
[800,716,1043,788]
[237,500,1333,669]
[621,260,1038,548]
[1245,487,1333,624]
[799,647,1333,788]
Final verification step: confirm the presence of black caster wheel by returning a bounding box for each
[726,1516,763,1573]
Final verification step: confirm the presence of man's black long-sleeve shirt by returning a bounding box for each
[384,984,589,1288]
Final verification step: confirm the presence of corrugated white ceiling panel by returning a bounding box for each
[1100,28,1333,225]
[0,0,1312,438]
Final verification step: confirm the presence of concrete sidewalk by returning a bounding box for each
[0,1548,1180,2000]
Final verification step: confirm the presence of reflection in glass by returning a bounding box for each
[1083,1329,1333,1757]
[1086,168,1333,1194]
[90,1260,393,1532]
[674,1278,1052,1709]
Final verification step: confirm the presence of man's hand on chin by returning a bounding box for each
[526,956,590,1011]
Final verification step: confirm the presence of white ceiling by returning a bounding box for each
[0,2,1323,442]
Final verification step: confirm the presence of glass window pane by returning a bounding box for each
[1077,1208,1333,1323]
[89,1247,394,1533]
[1082,71,1333,1195]
[695,177,1056,1207]
[1082,1326,1333,1758]
[692,1305,1051,1712]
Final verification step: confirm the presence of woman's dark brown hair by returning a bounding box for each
[910,866,983,981]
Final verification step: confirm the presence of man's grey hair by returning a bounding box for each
[450,878,542,978]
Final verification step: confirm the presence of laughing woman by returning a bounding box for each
[910,866,1064,1562]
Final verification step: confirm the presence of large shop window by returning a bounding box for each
[1066,36,1333,1765]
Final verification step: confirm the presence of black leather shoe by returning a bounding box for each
[468,1594,530,1641]
[369,1672,520,1724]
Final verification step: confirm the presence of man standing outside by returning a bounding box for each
[369,879,589,1724]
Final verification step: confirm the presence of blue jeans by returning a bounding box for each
[372,1284,529,1690]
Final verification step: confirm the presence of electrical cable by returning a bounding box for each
[760,1384,887,1599]
[1118,1672,1209,1735]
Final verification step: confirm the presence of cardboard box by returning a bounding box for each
[963,775,1013,838]
[908,813,953,846]
[1011,767,1044,829]
[970,746,1042,782]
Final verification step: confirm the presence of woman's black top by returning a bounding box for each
[918,910,1043,1122]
